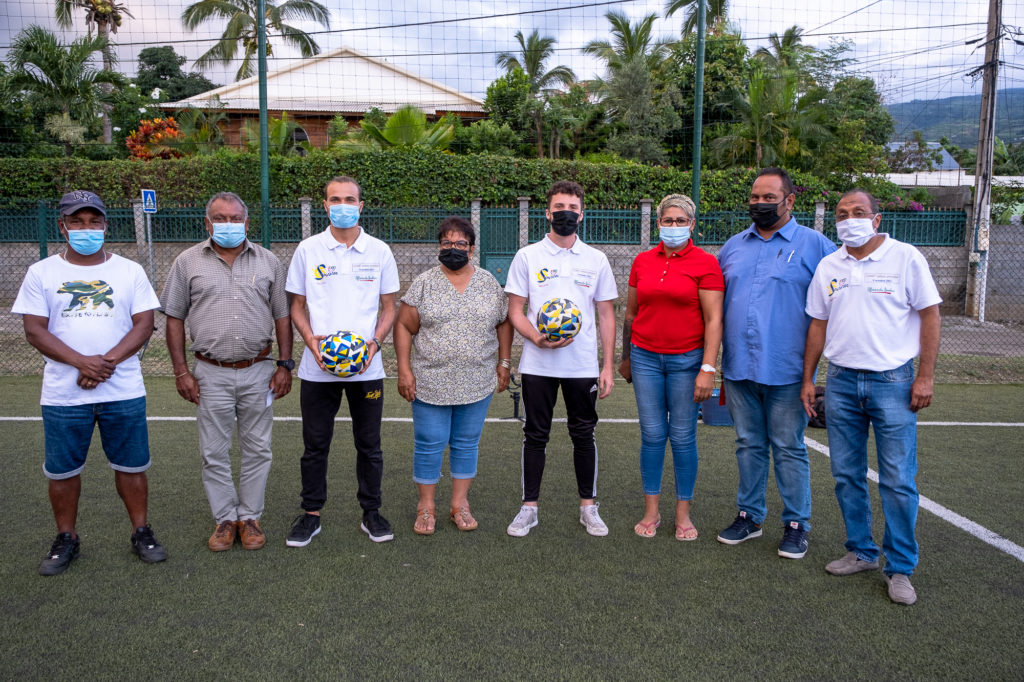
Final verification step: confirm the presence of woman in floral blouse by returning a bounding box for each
[394,216,513,534]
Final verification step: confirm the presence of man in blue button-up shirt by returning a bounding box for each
[715,167,836,560]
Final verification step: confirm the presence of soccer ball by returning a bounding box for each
[536,298,582,341]
[318,331,369,377]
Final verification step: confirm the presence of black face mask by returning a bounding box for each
[550,210,580,237]
[438,247,469,271]
[748,200,786,229]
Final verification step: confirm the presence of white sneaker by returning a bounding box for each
[507,505,538,537]
[580,503,608,536]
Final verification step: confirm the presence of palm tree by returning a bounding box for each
[335,105,453,152]
[182,0,331,81]
[241,111,308,156]
[55,0,133,143]
[7,25,123,155]
[582,11,671,76]
[754,25,814,71]
[664,0,730,35]
[495,29,576,158]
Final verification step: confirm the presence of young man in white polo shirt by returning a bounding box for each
[801,189,941,606]
[285,176,399,546]
[504,180,618,537]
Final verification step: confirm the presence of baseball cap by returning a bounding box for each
[58,190,106,217]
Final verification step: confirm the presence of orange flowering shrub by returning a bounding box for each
[125,118,184,160]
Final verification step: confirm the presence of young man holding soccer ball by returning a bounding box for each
[504,180,619,537]
[284,176,399,546]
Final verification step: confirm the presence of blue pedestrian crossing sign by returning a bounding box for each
[141,189,157,214]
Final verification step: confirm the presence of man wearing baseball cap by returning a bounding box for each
[12,190,168,575]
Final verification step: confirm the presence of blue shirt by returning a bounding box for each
[718,218,837,385]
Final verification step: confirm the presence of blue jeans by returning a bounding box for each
[41,396,151,479]
[411,395,493,485]
[723,379,811,529]
[825,360,919,576]
[630,345,701,500]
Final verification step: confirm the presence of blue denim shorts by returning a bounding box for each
[41,396,151,479]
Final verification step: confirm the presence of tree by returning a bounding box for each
[453,119,520,156]
[754,26,815,71]
[602,59,682,165]
[665,0,731,34]
[887,131,942,172]
[135,46,218,101]
[337,105,453,152]
[55,0,133,143]
[241,111,307,156]
[182,0,331,81]
[582,11,671,76]
[6,25,123,156]
[495,30,576,158]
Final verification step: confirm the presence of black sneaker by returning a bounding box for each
[778,521,809,559]
[716,511,763,545]
[361,510,394,543]
[286,513,321,547]
[131,525,168,563]
[39,532,80,576]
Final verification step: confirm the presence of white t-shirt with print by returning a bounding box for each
[286,226,400,382]
[12,254,160,406]
[505,235,618,378]
[806,235,942,371]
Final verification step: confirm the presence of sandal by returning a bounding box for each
[450,506,478,531]
[675,524,699,541]
[414,508,436,535]
[633,516,661,538]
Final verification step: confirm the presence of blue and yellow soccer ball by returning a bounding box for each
[318,331,369,377]
[536,298,582,341]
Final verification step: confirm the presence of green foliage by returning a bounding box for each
[241,111,306,156]
[135,46,218,101]
[888,131,943,172]
[453,119,519,156]
[603,59,682,165]
[665,0,732,35]
[335,105,453,152]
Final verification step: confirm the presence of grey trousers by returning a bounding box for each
[193,360,275,523]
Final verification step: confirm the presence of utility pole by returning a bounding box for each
[690,0,708,211]
[257,0,271,249]
[968,0,1001,321]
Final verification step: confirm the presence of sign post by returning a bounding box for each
[141,189,157,284]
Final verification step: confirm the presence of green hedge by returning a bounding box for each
[0,148,903,212]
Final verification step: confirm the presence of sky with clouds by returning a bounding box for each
[1,0,1020,107]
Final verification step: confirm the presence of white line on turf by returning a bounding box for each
[804,436,1024,564]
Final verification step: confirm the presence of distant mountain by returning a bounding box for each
[886,88,1023,147]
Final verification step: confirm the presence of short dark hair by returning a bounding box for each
[437,215,475,246]
[324,175,362,201]
[546,180,585,210]
[755,167,796,197]
[839,188,880,214]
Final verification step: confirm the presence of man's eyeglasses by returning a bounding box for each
[658,218,692,226]
[440,240,470,250]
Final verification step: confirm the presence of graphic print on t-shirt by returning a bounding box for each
[58,279,114,316]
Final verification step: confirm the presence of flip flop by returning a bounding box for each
[450,506,478,531]
[676,524,699,541]
[634,516,661,538]
[414,508,436,535]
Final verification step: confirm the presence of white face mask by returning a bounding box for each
[836,217,876,248]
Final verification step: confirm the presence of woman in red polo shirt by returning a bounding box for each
[618,194,724,540]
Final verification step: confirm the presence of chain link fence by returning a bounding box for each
[2,200,1021,382]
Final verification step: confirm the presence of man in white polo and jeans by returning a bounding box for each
[802,188,941,605]
[285,175,399,546]
[504,180,618,537]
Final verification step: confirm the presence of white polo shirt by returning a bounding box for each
[286,226,399,382]
[505,234,618,378]
[806,235,941,371]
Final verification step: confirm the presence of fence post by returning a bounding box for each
[640,198,652,250]
[299,197,312,240]
[37,200,49,260]
[132,198,146,265]
[518,196,530,248]
[814,201,825,232]
[471,198,482,266]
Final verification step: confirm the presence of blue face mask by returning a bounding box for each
[210,222,246,248]
[66,229,105,256]
[659,225,691,248]
[328,203,360,229]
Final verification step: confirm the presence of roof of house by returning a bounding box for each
[885,141,962,171]
[161,46,484,115]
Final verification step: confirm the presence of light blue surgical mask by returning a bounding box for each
[210,222,246,248]
[66,229,105,256]
[328,203,360,229]
[659,225,691,248]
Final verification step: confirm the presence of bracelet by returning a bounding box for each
[499,359,512,369]
[174,371,190,379]
[372,337,383,350]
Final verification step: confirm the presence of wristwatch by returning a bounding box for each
[372,337,383,350]
[700,364,716,374]
[276,358,296,371]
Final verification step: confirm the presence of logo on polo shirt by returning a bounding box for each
[313,264,338,281]
[827,277,849,297]
[536,267,559,283]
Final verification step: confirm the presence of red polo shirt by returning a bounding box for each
[628,241,724,354]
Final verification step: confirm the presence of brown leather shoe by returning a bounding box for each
[239,518,266,550]
[208,520,237,551]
